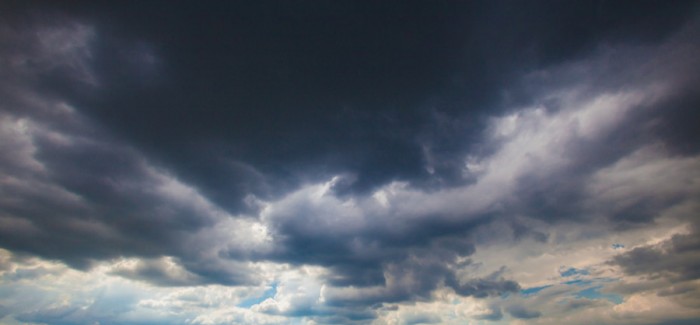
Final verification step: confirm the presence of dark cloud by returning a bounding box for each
[612,231,700,282]
[5,0,697,213]
[446,267,520,298]
[0,17,255,285]
[110,257,209,287]
[506,305,542,319]
[2,1,700,324]
[0,108,224,273]
[607,225,700,319]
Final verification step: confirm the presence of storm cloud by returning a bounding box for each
[1,1,700,324]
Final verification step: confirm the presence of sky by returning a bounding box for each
[1,1,700,324]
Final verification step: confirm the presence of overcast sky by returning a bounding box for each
[1,1,700,324]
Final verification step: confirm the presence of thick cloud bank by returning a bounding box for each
[1,1,700,324]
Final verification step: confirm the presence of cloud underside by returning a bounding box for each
[1,2,700,324]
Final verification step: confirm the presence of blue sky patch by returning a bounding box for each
[237,283,278,308]
[521,285,552,296]
[575,286,623,304]
[563,279,593,286]
[560,267,589,277]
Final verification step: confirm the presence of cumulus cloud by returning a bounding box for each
[1,1,700,324]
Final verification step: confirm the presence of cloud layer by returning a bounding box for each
[1,1,700,324]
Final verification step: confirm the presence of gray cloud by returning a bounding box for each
[2,1,700,324]
[506,305,542,319]
[612,231,700,282]
[110,257,209,287]
[0,18,258,286]
[474,307,503,321]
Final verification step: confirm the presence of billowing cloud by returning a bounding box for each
[1,1,700,324]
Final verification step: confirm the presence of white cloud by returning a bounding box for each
[252,266,326,316]
[0,250,295,325]
[587,144,700,217]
